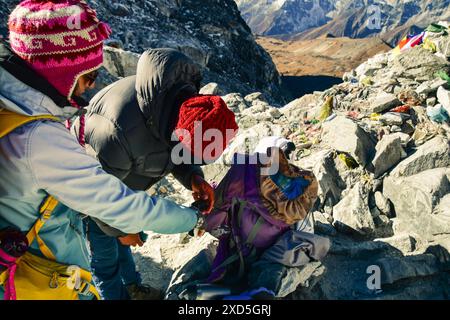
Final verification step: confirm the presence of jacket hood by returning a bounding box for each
[0,41,85,119]
[135,48,202,141]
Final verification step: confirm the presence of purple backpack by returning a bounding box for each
[204,155,291,283]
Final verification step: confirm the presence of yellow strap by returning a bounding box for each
[78,269,101,300]
[26,195,59,261]
[0,109,59,259]
[0,108,59,139]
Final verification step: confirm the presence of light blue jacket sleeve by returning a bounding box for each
[27,121,197,235]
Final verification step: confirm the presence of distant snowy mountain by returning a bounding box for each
[236,0,450,45]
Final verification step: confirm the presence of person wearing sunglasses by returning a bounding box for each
[0,0,202,300]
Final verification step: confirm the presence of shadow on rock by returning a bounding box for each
[132,251,174,293]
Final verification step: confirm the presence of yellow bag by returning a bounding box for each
[12,252,98,300]
[0,108,100,300]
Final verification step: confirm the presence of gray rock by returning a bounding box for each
[379,112,409,126]
[103,46,140,78]
[199,82,221,95]
[374,191,393,217]
[111,3,131,16]
[383,168,450,239]
[390,47,450,82]
[437,86,450,116]
[329,238,392,258]
[415,78,448,95]
[433,194,450,218]
[390,125,402,133]
[322,116,376,167]
[332,182,376,237]
[249,260,325,298]
[369,93,401,113]
[376,254,441,285]
[390,136,450,177]
[313,152,347,206]
[374,234,417,254]
[372,135,406,178]
[388,132,410,147]
[221,93,249,113]
[426,97,437,107]
[244,92,268,105]
[267,107,282,119]
[281,94,317,120]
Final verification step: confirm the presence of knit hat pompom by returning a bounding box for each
[175,95,239,162]
[8,0,111,100]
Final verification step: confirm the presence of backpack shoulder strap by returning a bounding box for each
[26,195,59,261]
[0,107,60,260]
[0,108,59,139]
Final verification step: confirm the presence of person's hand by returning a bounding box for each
[191,175,215,214]
[118,234,144,247]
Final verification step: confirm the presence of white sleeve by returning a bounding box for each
[27,121,197,235]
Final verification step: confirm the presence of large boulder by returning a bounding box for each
[103,46,140,77]
[383,168,450,239]
[332,182,376,237]
[371,134,406,178]
[322,116,376,167]
[390,136,450,177]
[368,92,401,114]
[374,234,419,255]
[376,254,443,285]
[309,151,347,208]
[374,191,393,217]
[437,86,450,116]
[280,94,318,120]
[416,78,448,96]
[200,82,222,95]
[390,47,450,82]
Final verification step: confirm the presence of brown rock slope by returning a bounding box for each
[257,35,391,78]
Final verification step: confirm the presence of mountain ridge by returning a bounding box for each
[236,0,450,46]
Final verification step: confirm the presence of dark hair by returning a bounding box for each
[284,142,296,159]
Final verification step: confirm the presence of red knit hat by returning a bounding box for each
[175,95,239,162]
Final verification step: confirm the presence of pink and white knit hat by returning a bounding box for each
[8,0,111,100]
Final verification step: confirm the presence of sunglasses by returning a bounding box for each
[84,70,99,83]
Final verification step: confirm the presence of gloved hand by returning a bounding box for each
[118,234,144,247]
[191,174,215,214]
[188,202,207,237]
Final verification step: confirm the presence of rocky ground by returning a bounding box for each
[132,31,450,300]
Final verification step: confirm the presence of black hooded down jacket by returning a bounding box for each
[73,48,205,236]
[75,48,204,191]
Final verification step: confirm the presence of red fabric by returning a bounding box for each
[175,95,238,162]
[390,105,411,114]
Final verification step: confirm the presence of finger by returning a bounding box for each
[203,199,213,214]
[197,229,206,237]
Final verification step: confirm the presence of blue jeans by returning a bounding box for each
[85,218,141,300]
